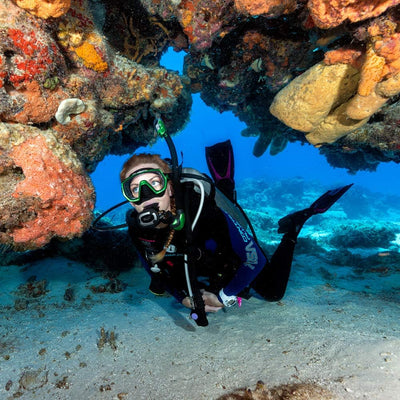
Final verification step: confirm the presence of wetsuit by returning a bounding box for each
[126,183,296,304]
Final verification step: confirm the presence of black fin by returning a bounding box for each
[278,184,353,235]
[205,140,235,202]
[309,183,353,213]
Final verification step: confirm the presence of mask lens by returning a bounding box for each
[121,169,168,203]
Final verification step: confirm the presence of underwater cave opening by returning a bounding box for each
[91,48,400,212]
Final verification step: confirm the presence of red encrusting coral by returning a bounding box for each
[9,135,95,248]
[0,55,7,88]
[7,28,60,87]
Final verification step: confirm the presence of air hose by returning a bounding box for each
[154,116,208,326]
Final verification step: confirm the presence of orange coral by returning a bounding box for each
[308,0,400,29]
[374,33,400,77]
[13,0,71,19]
[11,80,68,124]
[374,33,400,63]
[324,48,363,69]
[74,41,108,72]
[9,135,94,248]
[358,46,386,96]
[234,0,297,17]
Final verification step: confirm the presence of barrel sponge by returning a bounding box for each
[345,91,388,120]
[376,72,400,97]
[306,102,369,146]
[269,62,360,133]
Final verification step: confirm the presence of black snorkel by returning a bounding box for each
[154,117,185,231]
[154,115,208,327]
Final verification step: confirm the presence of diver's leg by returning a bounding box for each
[251,234,296,301]
[252,184,353,301]
[251,205,315,301]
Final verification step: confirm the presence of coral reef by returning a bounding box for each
[2,0,400,250]
[0,0,191,249]
[139,0,237,51]
[269,6,400,156]
[0,124,95,249]
[329,223,396,249]
[102,0,187,65]
[308,0,400,29]
[216,380,335,399]
[13,0,71,19]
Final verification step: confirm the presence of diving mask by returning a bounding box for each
[121,168,169,204]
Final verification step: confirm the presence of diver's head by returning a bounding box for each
[120,154,173,215]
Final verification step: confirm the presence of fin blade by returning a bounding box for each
[310,183,353,214]
[205,140,235,202]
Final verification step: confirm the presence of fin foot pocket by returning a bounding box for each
[277,209,311,235]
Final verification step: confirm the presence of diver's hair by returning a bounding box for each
[121,153,175,264]
[120,153,171,182]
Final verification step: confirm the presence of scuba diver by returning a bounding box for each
[114,118,352,326]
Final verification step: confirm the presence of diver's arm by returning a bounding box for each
[182,291,223,312]
[135,252,187,303]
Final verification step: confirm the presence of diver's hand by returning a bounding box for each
[201,290,223,311]
[182,291,223,313]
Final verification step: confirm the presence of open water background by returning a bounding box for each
[91,50,400,211]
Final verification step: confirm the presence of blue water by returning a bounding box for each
[3,53,400,400]
[91,49,400,211]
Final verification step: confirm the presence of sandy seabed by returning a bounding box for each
[1,254,399,400]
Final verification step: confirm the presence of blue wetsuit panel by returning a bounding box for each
[221,211,267,296]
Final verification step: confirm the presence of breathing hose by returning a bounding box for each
[154,116,208,326]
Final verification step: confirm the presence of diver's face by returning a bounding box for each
[124,163,173,213]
